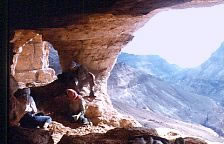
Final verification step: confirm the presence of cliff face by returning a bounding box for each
[10,0,223,77]
[10,31,56,87]
[9,0,224,127]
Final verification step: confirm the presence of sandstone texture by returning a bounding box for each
[10,0,223,77]
[57,127,208,144]
[9,75,26,125]
[10,31,57,88]
[8,0,224,142]
[8,126,54,144]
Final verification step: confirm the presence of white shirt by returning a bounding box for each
[25,96,37,113]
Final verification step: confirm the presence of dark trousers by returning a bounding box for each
[19,112,52,128]
[68,113,88,124]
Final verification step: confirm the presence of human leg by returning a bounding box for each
[19,112,37,128]
[33,115,52,128]
[78,114,89,125]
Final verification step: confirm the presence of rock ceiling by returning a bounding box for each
[9,0,224,127]
[10,0,224,77]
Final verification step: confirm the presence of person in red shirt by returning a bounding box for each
[66,89,90,125]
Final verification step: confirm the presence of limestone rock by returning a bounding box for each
[8,126,54,144]
[58,127,159,144]
[14,70,37,83]
[9,75,19,96]
[58,129,209,144]
[84,92,141,128]
[105,127,159,138]
[36,68,56,83]
[9,75,26,126]
[184,137,207,144]
[8,1,224,142]
[11,31,56,86]
[8,95,26,126]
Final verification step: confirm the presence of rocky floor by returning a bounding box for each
[49,121,114,144]
[47,114,114,144]
[8,109,224,144]
[9,117,215,144]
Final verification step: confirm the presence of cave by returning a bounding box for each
[6,0,224,144]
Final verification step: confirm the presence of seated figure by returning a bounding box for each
[66,89,90,125]
[58,62,96,97]
[18,88,52,129]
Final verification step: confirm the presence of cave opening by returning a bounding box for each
[108,4,224,137]
[48,42,62,76]
[7,1,224,144]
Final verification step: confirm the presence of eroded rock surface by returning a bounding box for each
[57,127,208,144]
[8,1,224,143]
[9,75,26,125]
[8,126,54,144]
[10,31,56,88]
[58,127,159,144]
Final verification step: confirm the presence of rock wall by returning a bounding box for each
[10,31,57,88]
[9,0,224,127]
[8,126,54,144]
[9,31,57,125]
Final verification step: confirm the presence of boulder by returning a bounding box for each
[8,126,54,144]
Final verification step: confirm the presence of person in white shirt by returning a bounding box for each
[18,88,52,129]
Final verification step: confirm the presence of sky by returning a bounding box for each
[122,4,224,68]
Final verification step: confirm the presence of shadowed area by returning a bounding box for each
[8,0,197,29]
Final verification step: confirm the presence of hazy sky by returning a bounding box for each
[122,4,224,68]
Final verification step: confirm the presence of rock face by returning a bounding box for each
[57,127,161,144]
[9,0,224,77]
[10,31,57,87]
[9,75,26,125]
[8,126,54,144]
[57,127,208,144]
[9,31,58,126]
[117,53,182,79]
[107,62,224,136]
[8,0,224,133]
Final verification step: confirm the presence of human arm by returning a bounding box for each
[29,96,38,114]
[88,72,96,86]
[72,98,86,121]
[80,98,87,114]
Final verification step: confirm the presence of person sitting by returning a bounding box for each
[18,88,52,129]
[58,62,96,98]
[66,89,90,125]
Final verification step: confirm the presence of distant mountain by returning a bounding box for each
[108,62,224,136]
[117,53,182,79]
[193,42,224,80]
[48,42,62,75]
[112,100,224,143]
[166,42,224,103]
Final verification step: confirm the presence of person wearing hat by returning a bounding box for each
[18,88,52,129]
[66,89,90,125]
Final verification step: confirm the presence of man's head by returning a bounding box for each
[66,89,79,100]
[14,88,31,104]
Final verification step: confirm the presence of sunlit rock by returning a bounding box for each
[10,31,57,87]
[8,1,224,143]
